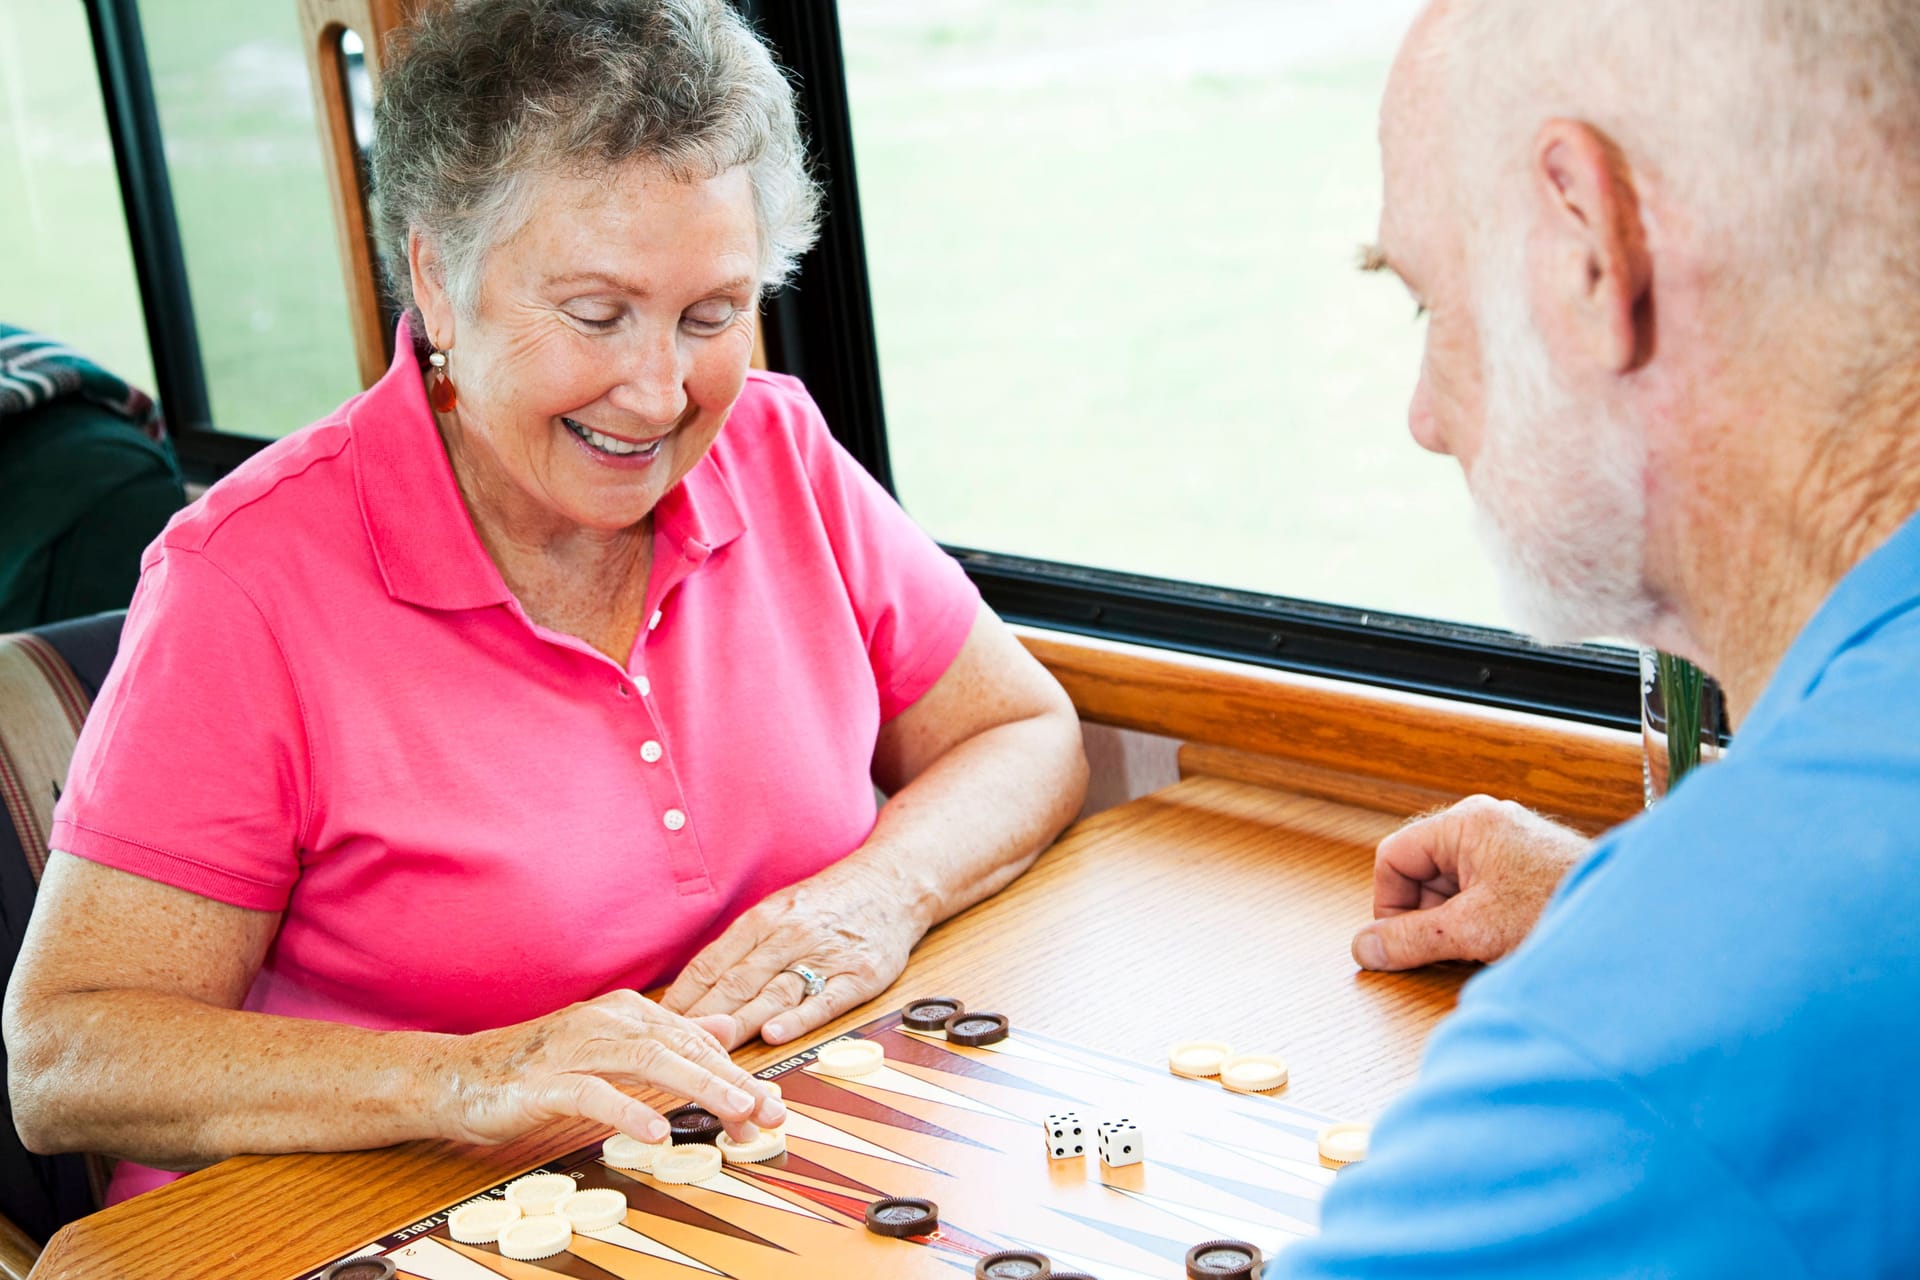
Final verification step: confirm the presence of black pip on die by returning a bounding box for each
[1097,1117,1143,1167]
[1044,1111,1087,1159]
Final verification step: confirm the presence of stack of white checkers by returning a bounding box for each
[1168,1041,1289,1094]
[604,1079,789,1182]
[446,1174,629,1261]
[1168,1040,1373,1167]
[809,1037,885,1080]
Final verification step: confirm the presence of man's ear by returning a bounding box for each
[1530,119,1653,373]
[409,230,457,350]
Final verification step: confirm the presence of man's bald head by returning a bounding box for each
[1436,1,1920,336]
[1372,0,1920,662]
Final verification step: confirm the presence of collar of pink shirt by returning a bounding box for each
[353,320,748,622]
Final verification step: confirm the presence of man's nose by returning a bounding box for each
[1408,371,1449,456]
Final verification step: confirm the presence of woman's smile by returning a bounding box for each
[561,415,668,466]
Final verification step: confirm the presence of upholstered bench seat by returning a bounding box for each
[0,611,126,1257]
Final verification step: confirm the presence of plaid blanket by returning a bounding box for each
[0,325,166,443]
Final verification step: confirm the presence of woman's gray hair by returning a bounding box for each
[371,0,823,317]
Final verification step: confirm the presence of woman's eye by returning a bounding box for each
[684,305,737,331]
[568,310,621,331]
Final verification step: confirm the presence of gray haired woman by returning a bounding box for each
[7,0,1085,1204]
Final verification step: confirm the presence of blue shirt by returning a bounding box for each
[1278,513,1920,1279]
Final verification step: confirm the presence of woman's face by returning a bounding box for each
[414,161,761,536]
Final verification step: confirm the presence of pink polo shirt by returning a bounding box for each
[51,336,978,1203]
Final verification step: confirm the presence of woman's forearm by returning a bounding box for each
[8,988,452,1169]
[850,708,1088,935]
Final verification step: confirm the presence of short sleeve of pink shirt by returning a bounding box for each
[59,544,313,907]
[51,347,980,1053]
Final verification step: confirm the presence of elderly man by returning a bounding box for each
[1274,1,1920,1275]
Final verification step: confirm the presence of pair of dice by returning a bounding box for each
[1045,1111,1142,1167]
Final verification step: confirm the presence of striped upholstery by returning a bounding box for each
[0,612,124,1246]
[0,632,90,882]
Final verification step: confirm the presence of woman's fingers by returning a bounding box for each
[679,931,821,1024]
[688,1012,739,1047]
[762,973,873,1046]
[634,1013,783,1124]
[537,1072,673,1143]
[697,970,803,1049]
[658,912,768,1015]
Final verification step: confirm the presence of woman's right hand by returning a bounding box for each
[433,989,786,1146]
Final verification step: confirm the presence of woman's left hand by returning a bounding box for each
[658,865,923,1049]
[662,606,1088,1050]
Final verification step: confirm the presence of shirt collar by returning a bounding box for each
[352,320,747,612]
[1737,508,1920,742]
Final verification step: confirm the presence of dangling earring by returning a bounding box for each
[427,345,458,413]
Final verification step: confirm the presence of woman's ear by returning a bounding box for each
[408,230,457,349]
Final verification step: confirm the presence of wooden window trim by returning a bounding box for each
[1019,629,1643,832]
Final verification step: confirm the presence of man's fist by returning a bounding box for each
[1352,795,1592,971]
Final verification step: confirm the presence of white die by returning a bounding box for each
[1097,1117,1143,1166]
[1044,1111,1087,1159]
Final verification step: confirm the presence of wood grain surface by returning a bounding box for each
[0,1213,36,1280]
[32,779,1465,1278]
[1023,631,1644,832]
[295,0,425,388]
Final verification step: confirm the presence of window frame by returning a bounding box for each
[86,0,1644,731]
[86,0,257,477]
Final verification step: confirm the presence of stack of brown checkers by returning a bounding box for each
[1050,1273,1101,1280]
[902,996,966,1032]
[1184,1239,1264,1279]
[666,1104,723,1144]
[320,1259,396,1280]
[863,1195,940,1237]
[944,1011,1011,1046]
[975,1249,1052,1278]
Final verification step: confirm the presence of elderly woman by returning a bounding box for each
[2,0,1085,1205]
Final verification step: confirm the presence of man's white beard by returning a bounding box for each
[1469,258,1661,646]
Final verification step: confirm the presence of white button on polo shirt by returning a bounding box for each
[663,808,687,831]
[641,741,663,763]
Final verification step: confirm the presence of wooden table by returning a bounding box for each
[31,778,1468,1278]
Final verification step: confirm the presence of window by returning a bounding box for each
[836,0,1507,631]
[754,0,1636,723]
[135,0,362,437]
[0,1,152,394]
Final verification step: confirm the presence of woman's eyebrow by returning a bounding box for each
[543,270,756,296]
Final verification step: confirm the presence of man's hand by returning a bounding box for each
[1352,795,1592,971]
